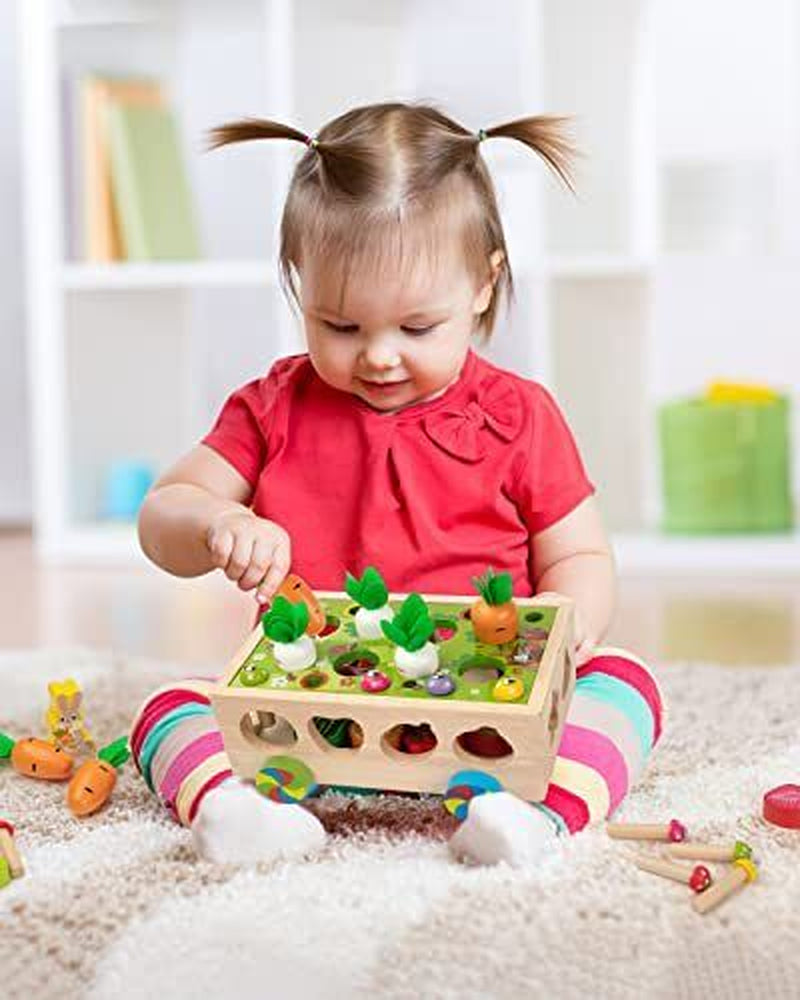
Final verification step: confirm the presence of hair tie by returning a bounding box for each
[476,129,488,144]
[305,134,319,149]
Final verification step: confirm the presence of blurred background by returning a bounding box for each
[2,0,799,667]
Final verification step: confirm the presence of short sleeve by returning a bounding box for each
[200,355,305,486]
[511,384,595,535]
[201,380,267,486]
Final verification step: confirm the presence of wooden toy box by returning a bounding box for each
[209,592,575,802]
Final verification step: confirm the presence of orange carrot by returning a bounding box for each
[277,573,326,636]
[0,730,73,781]
[470,568,519,645]
[66,737,130,817]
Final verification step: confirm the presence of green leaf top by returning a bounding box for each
[471,567,513,606]
[380,593,434,652]
[344,566,388,611]
[261,596,310,643]
[98,736,130,770]
[0,730,15,760]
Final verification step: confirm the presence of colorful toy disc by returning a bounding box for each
[443,769,503,821]
[763,783,800,829]
[255,755,318,804]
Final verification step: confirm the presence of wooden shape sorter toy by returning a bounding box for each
[209,568,576,802]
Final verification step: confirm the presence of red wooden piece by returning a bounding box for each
[763,784,800,829]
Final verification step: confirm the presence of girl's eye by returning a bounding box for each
[323,321,358,334]
[402,325,437,336]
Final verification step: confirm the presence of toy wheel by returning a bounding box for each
[443,769,503,821]
[255,755,318,804]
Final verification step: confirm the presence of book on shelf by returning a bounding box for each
[77,73,200,262]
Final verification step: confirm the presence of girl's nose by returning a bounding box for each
[362,342,401,371]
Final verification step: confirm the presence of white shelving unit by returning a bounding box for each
[19,0,800,574]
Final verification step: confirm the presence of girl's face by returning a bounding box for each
[299,250,499,414]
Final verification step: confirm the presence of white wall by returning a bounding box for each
[0,0,30,523]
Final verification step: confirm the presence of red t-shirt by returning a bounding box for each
[201,348,594,597]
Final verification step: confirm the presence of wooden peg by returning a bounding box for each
[668,839,752,863]
[692,858,758,915]
[635,854,712,892]
[607,818,687,843]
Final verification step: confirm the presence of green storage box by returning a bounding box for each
[659,392,794,533]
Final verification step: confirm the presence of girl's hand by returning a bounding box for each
[205,510,291,603]
[532,591,597,667]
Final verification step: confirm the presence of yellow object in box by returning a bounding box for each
[706,381,779,404]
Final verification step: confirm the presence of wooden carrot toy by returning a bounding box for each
[277,573,327,637]
[470,568,519,645]
[0,819,25,879]
[634,854,712,893]
[607,819,688,843]
[66,737,130,817]
[668,839,753,863]
[0,730,74,780]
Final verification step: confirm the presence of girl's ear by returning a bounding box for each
[473,250,505,316]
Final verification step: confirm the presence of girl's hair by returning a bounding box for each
[208,102,577,340]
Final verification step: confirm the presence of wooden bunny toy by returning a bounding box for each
[45,679,96,755]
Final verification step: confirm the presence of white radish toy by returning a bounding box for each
[345,566,395,640]
[381,593,439,679]
[261,596,317,671]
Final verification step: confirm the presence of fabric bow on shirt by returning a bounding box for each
[423,375,525,462]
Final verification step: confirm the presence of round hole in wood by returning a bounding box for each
[381,723,437,759]
[309,716,364,751]
[454,726,513,760]
[240,710,297,748]
[318,614,341,637]
[458,654,505,685]
[333,648,379,677]
[548,692,560,740]
[432,617,458,642]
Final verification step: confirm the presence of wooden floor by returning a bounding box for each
[1,530,798,668]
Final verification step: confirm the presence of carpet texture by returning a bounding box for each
[1,648,799,1000]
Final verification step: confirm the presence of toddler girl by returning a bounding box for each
[136,102,664,867]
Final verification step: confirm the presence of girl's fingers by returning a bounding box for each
[255,538,291,604]
[207,527,234,569]
[225,533,255,583]
[238,535,273,591]
[574,638,595,667]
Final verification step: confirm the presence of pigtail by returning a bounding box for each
[207,114,383,198]
[480,115,579,194]
[206,117,310,152]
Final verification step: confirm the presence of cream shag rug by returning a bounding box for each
[1,648,799,1000]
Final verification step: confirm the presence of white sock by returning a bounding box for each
[448,791,560,868]
[191,777,326,865]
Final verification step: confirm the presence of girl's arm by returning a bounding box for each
[139,444,292,602]
[530,496,616,663]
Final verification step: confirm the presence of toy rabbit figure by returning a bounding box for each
[45,679,96,755]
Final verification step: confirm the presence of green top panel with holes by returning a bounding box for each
[229,598,559,706]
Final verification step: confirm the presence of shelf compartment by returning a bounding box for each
[542,0,644,256]
[63,291,187,524]
[551,275,649,532]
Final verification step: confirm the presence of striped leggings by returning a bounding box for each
[129,646,664,832]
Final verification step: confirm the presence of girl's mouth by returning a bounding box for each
[360,378,410,393]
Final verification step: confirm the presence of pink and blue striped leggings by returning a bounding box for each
[129,646,664,831]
